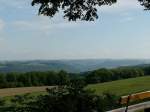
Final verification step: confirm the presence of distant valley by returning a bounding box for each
[0,59,150,73]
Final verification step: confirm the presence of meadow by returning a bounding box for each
[0,86,50,97]
[0,76,149,112]
[0,76,149,97]
[87,76,150,96]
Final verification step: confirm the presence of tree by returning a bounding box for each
[57,70,70,85]
[15,80,106,112]
[0,97,5,106]
[31,0,150,21]
[86,68,114,83]
[0,74,7,88]
[31,0,117,21]
[138,0,150,10]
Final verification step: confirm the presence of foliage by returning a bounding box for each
[1,76,150,111]
[139,0,150,10]
[31,0,150,21]
[13,80,116,112]
[102,92,119,110]
[0,75,149,112]
[87,76,150,96]
[86,68,114,83]
[0,97,5,106]
[0,71,70,88]
[11,94,35,106]
[31,0,116,21]
[85,68,144,84]
[139,66,150,76]
[0,80,119,112]
[0,65,149,88]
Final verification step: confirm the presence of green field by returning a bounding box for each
[0,76,150,112]
[0,86,50,97]
[0,76,150,98]
[87,76,150,96]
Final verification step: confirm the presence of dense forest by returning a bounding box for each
[0,65,149,88]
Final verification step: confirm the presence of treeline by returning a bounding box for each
[0,66,150,88]
[85,68,144,84]
[0,71,70,88]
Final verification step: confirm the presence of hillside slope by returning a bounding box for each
[87,76,150,96]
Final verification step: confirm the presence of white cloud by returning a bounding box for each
[119,12,134,23]
[120,17,134,22]
[11,16,97,39]
[12,16,84,32]
[13,21,32,28]
[100,0,142,13]
[0,0,30,9]
[116,0,139,8]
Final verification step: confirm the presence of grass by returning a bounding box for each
[0,76,150,98]
[0,86,51,97]
[87,76,150,96]
[0,76,149,111]
[136,110,144,112]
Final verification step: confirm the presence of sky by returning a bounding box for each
[0,0,150,60]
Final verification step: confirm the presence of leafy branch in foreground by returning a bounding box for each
[31,0,150,21]
[139,0,150,10]
[31,0,117,21]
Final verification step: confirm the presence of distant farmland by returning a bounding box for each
[0,76,150,97]
[0,86,51,97]
[87,76,150,96]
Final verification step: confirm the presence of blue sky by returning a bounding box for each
[0,0,150,60]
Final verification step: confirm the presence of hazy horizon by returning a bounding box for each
[1,58,150,62]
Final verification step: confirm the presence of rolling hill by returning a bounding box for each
[0,59,150,73]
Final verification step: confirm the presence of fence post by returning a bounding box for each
[125,95,131,112]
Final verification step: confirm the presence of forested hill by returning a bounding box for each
[0,59,150,73]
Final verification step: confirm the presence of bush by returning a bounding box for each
[14,81,106,112]
[0,97,5,106]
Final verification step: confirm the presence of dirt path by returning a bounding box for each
[0,86,52,97]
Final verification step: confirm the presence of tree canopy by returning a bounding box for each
[10,80,118,112]
[31,0,150,21]
[139,0,150,10]
[31,0,117,21]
